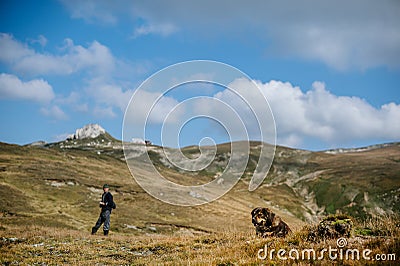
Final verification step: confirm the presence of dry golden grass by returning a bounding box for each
[1,215,398,265]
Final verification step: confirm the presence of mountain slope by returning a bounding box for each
[0,124,399,233]
[141,141,400,221]
[0,141,302,234]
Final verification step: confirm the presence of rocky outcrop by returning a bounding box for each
[67,124,105,140]
[306,214,353,241]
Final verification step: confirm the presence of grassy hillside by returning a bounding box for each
[1,141,302,235]
[0,138,399,264]
[140,141,400,222]
[265,143,400,220]
[1,139,399,231]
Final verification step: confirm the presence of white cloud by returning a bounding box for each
[0,73,55,103]
[125,89,182,125]
[29,35,47,47]
[61,1,400,70]
[64,39,115,75]
[93,106,116,118]
[133,23,178,38]
[74,103,89,113]
[60,0,120,24]
[214,78,400,147]
[40,105,68,120]
[0,33,33,62]
[0,34,153,117]
[0,33,115,76]
[56,91,89,113]
[86,80,133,112]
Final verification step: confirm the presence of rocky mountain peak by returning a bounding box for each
[67,124,106,140]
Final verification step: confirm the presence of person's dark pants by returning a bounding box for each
[92,210,111,235]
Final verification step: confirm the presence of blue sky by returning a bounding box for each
[0,0,399,150]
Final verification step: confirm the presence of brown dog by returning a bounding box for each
[251,207,291,237]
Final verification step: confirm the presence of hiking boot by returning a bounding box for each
[91,227,97,235]
[103,230,109,236]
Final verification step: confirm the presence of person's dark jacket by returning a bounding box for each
[100,192,114,212]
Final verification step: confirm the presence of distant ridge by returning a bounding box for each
[25,140,47,147]
[323,142,399,154]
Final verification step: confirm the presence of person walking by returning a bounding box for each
[91,184,115,236]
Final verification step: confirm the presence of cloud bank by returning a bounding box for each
[61,0,400,71]
[221,79,400,147]
[124,76,400,149]
[0,33,115,76]
[0,33,136,119]
[0,73,54,103]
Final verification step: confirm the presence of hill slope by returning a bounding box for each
[0,141,301,234]
[1,135,399,234]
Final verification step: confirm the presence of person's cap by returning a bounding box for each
[103,184,110,188]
